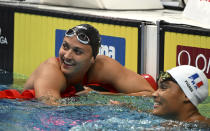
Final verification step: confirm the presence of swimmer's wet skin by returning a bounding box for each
[0,73,157,105]
[111,65,210,126]
[22,24,155,105]
[152,66,210,126]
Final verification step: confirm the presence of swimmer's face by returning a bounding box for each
[152,79,186,117]
[59,36,94,76]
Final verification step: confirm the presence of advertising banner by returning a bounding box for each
[0,7,14,84]
[177,45,210,79]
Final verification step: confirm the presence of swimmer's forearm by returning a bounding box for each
[126,91,154,97]
[36,95,106,106]
[36,95,62,106]
[62,103,107,106]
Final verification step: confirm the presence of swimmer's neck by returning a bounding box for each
[176,107,202,122]
[160,107,201,122]
[180,110,201,122]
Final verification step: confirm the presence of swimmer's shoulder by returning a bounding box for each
[87,55,123,82]
[23,57,61,90]
[95,55,116,64]
[92,55,122,70]
[89,55,117,73]
[41,57,60,68]
[32,57,61,76]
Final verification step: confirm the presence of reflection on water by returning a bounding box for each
[0,72,210,131]
[0,89,210,131]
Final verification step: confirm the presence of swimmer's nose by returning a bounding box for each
[64,49,74,59]
[152,89,159,99]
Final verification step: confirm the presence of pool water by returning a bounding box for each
[0,72,210,131]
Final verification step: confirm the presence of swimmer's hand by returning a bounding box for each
[75,86,94,96]
[126,91,153,97]
[109,100,141,111]
[109,100,122,105]
[37,95,61,106]
[75,87,125,96]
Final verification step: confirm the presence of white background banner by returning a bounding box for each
[183,0,210,27]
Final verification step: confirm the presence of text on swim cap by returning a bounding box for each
[185,80,193,92]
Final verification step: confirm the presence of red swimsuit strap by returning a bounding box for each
[56,57,59,61]
[82,72,117,93]
[57,57,117,94]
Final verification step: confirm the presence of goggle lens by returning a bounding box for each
[65,29,90,45]
[65,29,74,37]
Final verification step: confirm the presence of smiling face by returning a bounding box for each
[59,36,94,77]
[152,79,186,117]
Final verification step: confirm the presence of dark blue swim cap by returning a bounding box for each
[69,24,101,59]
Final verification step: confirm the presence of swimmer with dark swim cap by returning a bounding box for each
[21,24,155,104]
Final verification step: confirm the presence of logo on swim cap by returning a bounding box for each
[188,73,204,90]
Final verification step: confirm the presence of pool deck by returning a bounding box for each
[0,0,210,29]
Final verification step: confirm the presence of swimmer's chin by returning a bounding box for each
[60,66,75,75]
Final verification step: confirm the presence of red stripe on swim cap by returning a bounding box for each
[196,81,204,88]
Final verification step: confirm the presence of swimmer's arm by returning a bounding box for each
[109,100,152,113]
[23,58,57,91]
[75,86,125,96]
[33,60,66,105]
[23,75,35,90]
[126,92,154,97]
[59,103,107,106]
[23,63,43,91]
[112,70,155,96]
[91,56,154,96]
[109,100,145,113]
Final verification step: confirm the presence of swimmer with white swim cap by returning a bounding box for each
[110,65,210,125]
[153,65,210,125]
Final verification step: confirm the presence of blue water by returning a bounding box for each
[0,70,210,131]
[0,86,210,131]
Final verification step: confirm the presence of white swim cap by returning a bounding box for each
[167,65,209,107]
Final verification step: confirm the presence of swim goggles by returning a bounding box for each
[65,29,90,45]
[157,71,177,84]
